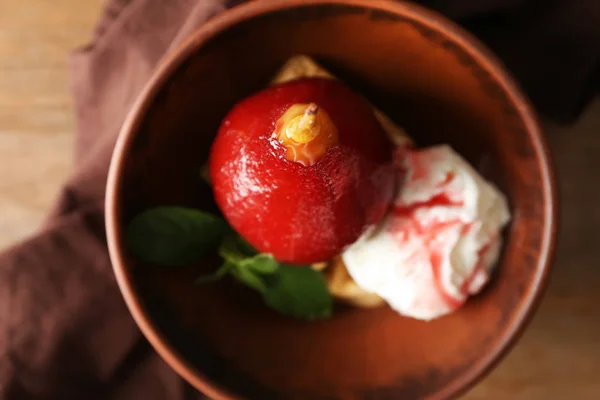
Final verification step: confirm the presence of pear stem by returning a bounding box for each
[276,102,339,166]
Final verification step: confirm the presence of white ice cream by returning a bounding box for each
[342,145,511,320]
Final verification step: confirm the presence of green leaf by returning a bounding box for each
[234,236,259,256]
[126,206,230,266]
[240,253,279,275]
[262,264,333,320]
[219,235,245,264]
[195,261,233,285]
[231,265,266,292]
[219,236,274,274]
[217,236,276,292]
[217,235,332,319]
[127,205,334,321]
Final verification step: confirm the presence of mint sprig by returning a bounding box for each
[262,264,332,320]
[126,206,230,266]
[197,235,332,319]
[126,207,333,320]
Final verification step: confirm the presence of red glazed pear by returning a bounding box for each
[209,78,395,264]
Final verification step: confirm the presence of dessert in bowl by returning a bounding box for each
[105,1,557,399]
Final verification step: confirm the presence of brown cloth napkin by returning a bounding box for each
[0,0,598,399]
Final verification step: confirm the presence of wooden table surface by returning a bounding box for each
[1,0,599,398]
[0,0,105,246]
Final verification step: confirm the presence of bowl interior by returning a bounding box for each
[110,2,553,399]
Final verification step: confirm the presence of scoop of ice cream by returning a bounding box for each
[342,145,511,320]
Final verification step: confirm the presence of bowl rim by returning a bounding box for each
[105,0,558,399]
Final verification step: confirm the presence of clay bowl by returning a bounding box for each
[105,0,557,399]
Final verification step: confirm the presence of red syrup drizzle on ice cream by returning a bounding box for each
[387,172,497,310]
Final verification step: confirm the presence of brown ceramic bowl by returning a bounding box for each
[105,0,557,399]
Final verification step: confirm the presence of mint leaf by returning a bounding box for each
[128,205,334,321]
[262,264,332,320]
[126,206,229,266]
[240,254,278,275]
[217,236,332,319]
[234,236,258,256]
[218,236,267,291]
[231,265,266,292]
[195,261,233,285]
[218,236,275,274]
[219,235,246,264]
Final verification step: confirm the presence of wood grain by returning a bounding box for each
[0,0,598,398]
[0,0,104,247]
